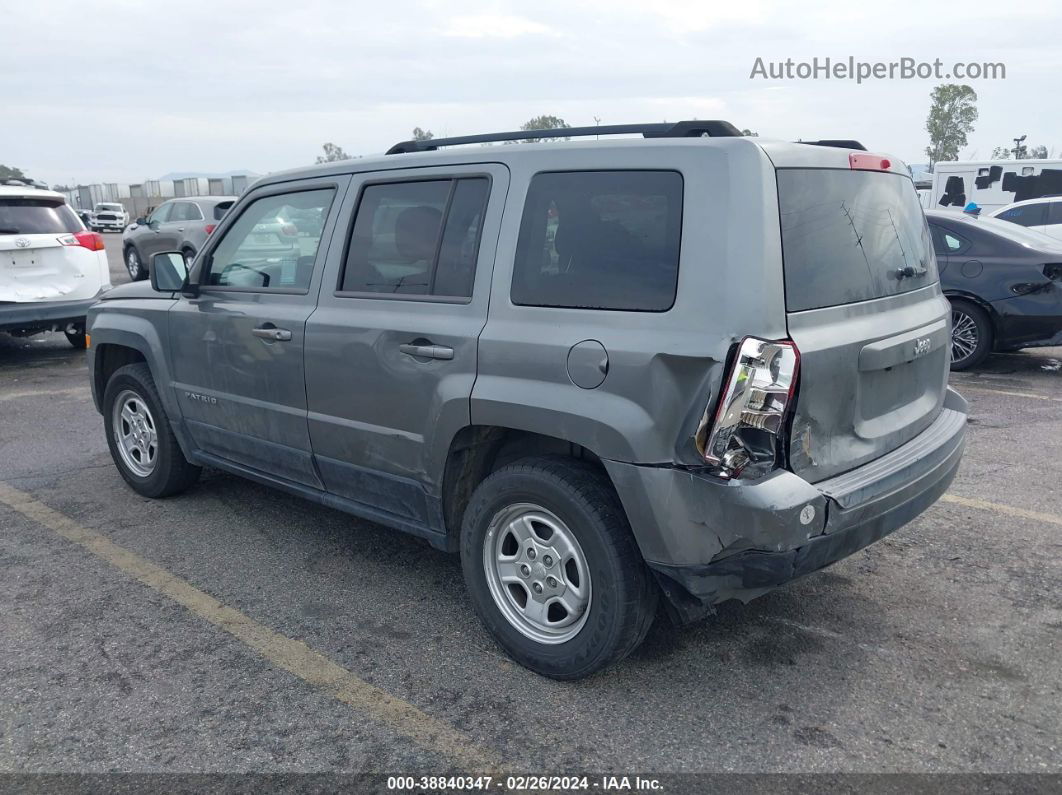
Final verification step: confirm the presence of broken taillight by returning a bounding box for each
[695,337,800,480]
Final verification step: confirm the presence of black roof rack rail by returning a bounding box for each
[385,120,743,155]
[799,139,867,151]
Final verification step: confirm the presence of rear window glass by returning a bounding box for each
[511,170,683,311]
[777,169,936,312]
[0,199,82,235]
[214,201,234,220]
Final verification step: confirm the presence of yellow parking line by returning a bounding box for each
[954,384,1062,403]
[941,493,1062,528]
[0,482,505,774]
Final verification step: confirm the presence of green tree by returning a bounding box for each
[0,164,26,181]
[990,146,1012,159]
[1028,144,1049,159]
[924,84,978,170]
[518,115,571,143]
[741,129,759,137]
[411,127,434,142]
[315,142,350,163]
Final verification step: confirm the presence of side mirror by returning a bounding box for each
[135,216,147,225]
[150,252,188,292]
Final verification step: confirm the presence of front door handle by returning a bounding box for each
[399,343,454,360]
[253,326,292,342]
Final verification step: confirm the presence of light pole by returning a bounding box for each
[1012,134,1027,160]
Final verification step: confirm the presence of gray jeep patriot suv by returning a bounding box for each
[87,121,967,679]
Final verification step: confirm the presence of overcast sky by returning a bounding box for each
[5,0,1061,186]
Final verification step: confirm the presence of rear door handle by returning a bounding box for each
[399,343,454,360]
[253,326,292,342]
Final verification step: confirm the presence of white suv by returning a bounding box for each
[0,185,111,347]
[989,196,1062,240]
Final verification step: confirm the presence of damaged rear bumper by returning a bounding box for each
[604,388,967,620]
[0,295,100,334]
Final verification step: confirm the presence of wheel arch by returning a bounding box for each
[88,313,193,457]
[944,290,1004,346]
[439,425,610,550]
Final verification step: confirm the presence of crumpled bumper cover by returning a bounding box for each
[607,388,968,615]
[0,295,100,333]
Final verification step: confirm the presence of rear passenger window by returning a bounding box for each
[997,204,1047,227]
[511,171,682,311]
[172,202,201,222]
[1048,202,1062,225]
[340,178,490,299]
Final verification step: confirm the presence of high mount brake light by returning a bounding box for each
[849,152,892,172]
[58,231,106,251]
[695,337,800,480]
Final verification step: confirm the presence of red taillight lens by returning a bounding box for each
[695,337,800,480]
[204,224,216,235]
[58,231,106,251]
[849,152,892,172]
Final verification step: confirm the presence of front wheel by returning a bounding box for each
[460,456,657,679]
[103,363,201,497]
[125,246,146,281]
[949,299,993,371]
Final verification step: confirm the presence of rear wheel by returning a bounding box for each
[125,246,146,281]
[103,363,200,497]
[949,299,993,370]
[460,456,657,679]
[182,247,196,268]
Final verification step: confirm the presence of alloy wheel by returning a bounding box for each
[951,308,979,365]
[126,248,142,280]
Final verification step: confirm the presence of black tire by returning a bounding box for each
[949,299,993,371]
[64,326,87,349]
[181,247,196,269]
[103,363,201,498]
[124,246,146,281]
[460,456,658,679]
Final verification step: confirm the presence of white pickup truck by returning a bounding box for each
[90,202,129,233]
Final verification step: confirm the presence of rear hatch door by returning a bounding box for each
[774,158,949,483]
[0,196,89,302]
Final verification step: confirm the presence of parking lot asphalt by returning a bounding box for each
[0,233,1060,775]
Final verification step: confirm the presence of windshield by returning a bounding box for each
[96,204,123,212]
[778,168,937,312]
[0,199,82,235]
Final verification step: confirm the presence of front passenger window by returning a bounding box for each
[206,189,335,290]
